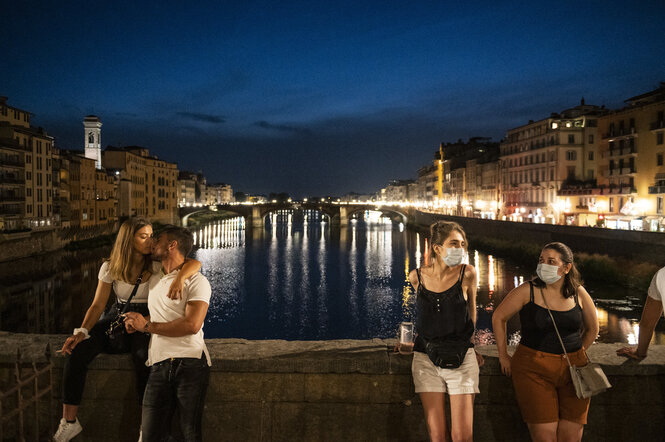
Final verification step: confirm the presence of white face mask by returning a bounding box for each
[537,263,562,284]
[442,247,465,267]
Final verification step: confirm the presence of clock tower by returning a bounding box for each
[83,115,102,169]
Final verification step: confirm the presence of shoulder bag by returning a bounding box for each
[540,287,611,399]
[104,274,143,353]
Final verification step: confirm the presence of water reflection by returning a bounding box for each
[0,213,663,345]
[189,213,664,344]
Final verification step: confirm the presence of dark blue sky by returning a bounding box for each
[3,1,664,197]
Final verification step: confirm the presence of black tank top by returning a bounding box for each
[413,265,475,353]
[519,281,583,354]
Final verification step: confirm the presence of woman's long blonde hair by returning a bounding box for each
[107,217,152,283]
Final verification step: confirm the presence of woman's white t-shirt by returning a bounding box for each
[97,261,158,303]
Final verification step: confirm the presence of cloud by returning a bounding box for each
[254,120,311,135]
[176,112,226,124]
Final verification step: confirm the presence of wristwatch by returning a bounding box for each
[73,328,90,340]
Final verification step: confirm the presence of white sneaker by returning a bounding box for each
[53,417,82,441]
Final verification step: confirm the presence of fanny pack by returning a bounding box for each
[424,338,470,369]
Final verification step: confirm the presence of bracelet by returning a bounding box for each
[73,328,90,340]
[143,321,151,334]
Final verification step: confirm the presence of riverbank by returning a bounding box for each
[411,212,664,292]
[1,333,663,441]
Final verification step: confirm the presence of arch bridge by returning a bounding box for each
[178,202,414,228]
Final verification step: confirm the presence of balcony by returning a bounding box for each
[602,127,637,140]
[0,176,23,185]
[601,146,638,158]
[650,120,665,131]
[0,157,25,168]
[0,194,24,202]
[649,185,665,194]
[607,186,637,195]
[0,206,21,215]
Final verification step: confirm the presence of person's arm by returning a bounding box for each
[167,258,202,300]
[408,269,419,292]
[124,301,209,337]
[464,265,484,366]
[577,286,599,350]
[492,283,530,376]
[617,296,663,359]
[60,280,112,354]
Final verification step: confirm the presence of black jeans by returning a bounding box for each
[62,303,150,406]
[142,354,210,442]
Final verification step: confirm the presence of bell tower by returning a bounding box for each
[83,115,102,169]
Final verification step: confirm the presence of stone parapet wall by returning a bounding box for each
[0,225,115,262]
[0,333,663,441]
[413,211,665,264]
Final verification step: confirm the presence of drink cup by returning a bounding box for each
[398,322,414,354]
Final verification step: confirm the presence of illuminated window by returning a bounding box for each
[551,122,558,129]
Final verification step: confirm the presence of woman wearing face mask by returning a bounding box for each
[492,242,599,442]
[408,221,483,442]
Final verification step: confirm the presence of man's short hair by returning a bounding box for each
[160,225,194,257]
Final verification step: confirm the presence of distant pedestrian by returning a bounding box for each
[617,265,665,359]
[492,242,599,442]
[408,221,484,442]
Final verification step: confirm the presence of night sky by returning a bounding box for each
[3,1,664,197]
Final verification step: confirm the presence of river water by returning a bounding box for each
[1,212,663,345]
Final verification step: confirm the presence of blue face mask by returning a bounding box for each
[442,248,465,267]
[537,263,561,284]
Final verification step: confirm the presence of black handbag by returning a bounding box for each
[424,338,470,369]
[105,275,143,353]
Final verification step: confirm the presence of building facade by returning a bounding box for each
[499,101,605,223]
[0,97,55,231]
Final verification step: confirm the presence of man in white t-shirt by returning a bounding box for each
[617,266,665,359]
[125,226,211,441]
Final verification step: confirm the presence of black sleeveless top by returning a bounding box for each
[519,281,583,354]
[413,265,475,353]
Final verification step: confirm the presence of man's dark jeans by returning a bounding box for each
[141,355,210,442]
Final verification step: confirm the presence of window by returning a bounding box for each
[609,197,614,212]
[27,188,32,197]
[587,170,594,180]
[658,133,664,145]
[588,134,594,144]
[550,168,554,180]
[566,151,577,161]
[568,134,575,144]
[588,151,594,161]
[550,151,555,161]
[26,171,32,180]
[658,197,663,215]
[658,153,664,166]
[88,132,94,144]
[567,166,575,179]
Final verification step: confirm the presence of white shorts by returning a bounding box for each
[411,348,480,395]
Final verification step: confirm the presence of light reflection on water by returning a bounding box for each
[192,213,664,343]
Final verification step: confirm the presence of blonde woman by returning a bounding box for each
[54,218,202,442]
[409,221,483,442]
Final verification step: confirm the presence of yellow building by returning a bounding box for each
[593,84,665,231]
[103,146,178,224]
[0,97,55,231]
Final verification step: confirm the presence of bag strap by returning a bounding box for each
[457,264,466,283]
[119,275,144,314]
[538,287,589,368]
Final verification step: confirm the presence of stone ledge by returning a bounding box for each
[1,332,664,375]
